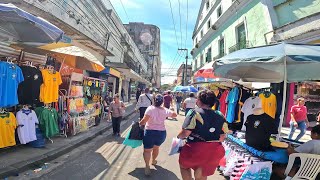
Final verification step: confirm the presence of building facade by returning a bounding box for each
[4,0,151,102]
[124,23,161,88]
[176,64,192,86]
[191,0,320,73]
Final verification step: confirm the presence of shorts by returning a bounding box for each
[143,130,166,149]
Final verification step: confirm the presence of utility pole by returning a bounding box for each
[178,48,188,86]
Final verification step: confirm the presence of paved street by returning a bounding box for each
[11,112,225,180]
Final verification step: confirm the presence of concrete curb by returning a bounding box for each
[0,109,137,179]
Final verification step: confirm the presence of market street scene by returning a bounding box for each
[1,0,320,180]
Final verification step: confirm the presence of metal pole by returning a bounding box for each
[178,48,188,86]
[185,49,188,86]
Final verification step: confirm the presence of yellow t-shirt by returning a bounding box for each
[0,112,17,148]
[40,69,62,103]
[259,93,277,118]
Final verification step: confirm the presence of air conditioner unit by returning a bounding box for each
[211,25,216,30]
[195,43,199,48]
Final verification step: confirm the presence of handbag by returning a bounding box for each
[128,122,144,140]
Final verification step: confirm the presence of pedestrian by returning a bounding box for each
[136,88,141,102]
[102,93,111,122]
[176,92,183,115]
[139,94,177,176]
[108,94,126,136]
[136,88,153,120]
[182,92,197,116]
[288,97,309,141]
[177,90,228,180]
[163,90,173,109]
[121,88,125,102]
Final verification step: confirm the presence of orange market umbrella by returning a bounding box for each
[50,46,105,72]
[11,44,105,72]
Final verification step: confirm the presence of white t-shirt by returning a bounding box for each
[136,93,153,108]
[295,140,320,154]
[241,96,262,131]
[16,110,39,144]
[184,97,197,109]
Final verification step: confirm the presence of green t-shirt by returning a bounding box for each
[35,107,59,138]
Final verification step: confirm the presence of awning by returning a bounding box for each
[117,68,150,85]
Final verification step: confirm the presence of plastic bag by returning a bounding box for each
[128,122,143,140]
[123,128,143,148]
[168,137,184,156]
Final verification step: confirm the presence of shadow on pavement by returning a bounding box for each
[128,165,179,180]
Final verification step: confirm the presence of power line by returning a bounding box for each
[119,0,130,22]
[178,0,183,47]
[185,0,189,49]
[168,0,180,48]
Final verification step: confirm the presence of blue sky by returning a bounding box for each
[110,0,201,85]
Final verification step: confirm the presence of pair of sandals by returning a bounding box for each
[145,160,158,176]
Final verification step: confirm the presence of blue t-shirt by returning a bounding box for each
[226,87,239,123]
[0,62,24,107]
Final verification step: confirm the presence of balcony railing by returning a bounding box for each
[229,41,250,53]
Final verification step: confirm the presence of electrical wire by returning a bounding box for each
[119,0,130,22]
[185,0,189,49]
[178,0,183,48]
[168,0,180,48]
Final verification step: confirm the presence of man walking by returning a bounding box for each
[136,88,153,119]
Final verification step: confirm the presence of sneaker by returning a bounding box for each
[117,133,121,137]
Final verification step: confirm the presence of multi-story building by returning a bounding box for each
[191,0,320,73]
[176,64,192,86]
[124,22,161,88]
[5,0,150,102]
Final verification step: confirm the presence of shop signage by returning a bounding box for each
[110,68,121,78]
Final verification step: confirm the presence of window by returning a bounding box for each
[237,23,247,49]
[217,6,222,18]
[201,30,204,38]
[206,1,210,10]
[219,38,225,57]
[207,20,211,29]
[206,47,212,62]
[200,54,204,66]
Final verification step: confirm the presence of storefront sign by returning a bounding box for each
[110,68,120,78]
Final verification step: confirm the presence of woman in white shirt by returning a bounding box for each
[182,93,197,116]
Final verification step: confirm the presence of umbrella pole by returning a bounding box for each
[277,58,287,141]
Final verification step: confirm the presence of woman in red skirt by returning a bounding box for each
[177,90,228,180]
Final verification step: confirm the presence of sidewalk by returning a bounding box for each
[0,102,137,179]
[280,127,312,142]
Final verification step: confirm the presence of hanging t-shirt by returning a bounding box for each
[35,107,59,138]
[241,96,262,131]
[259,93,277,118]
[226,87,239,123]
[0,112,17,148]
[16,109,39,144]
[0,62,24,107]
[219,90,229,116]
[18,66,43,105]
[245,113,276,151]
[40,69,62,103]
